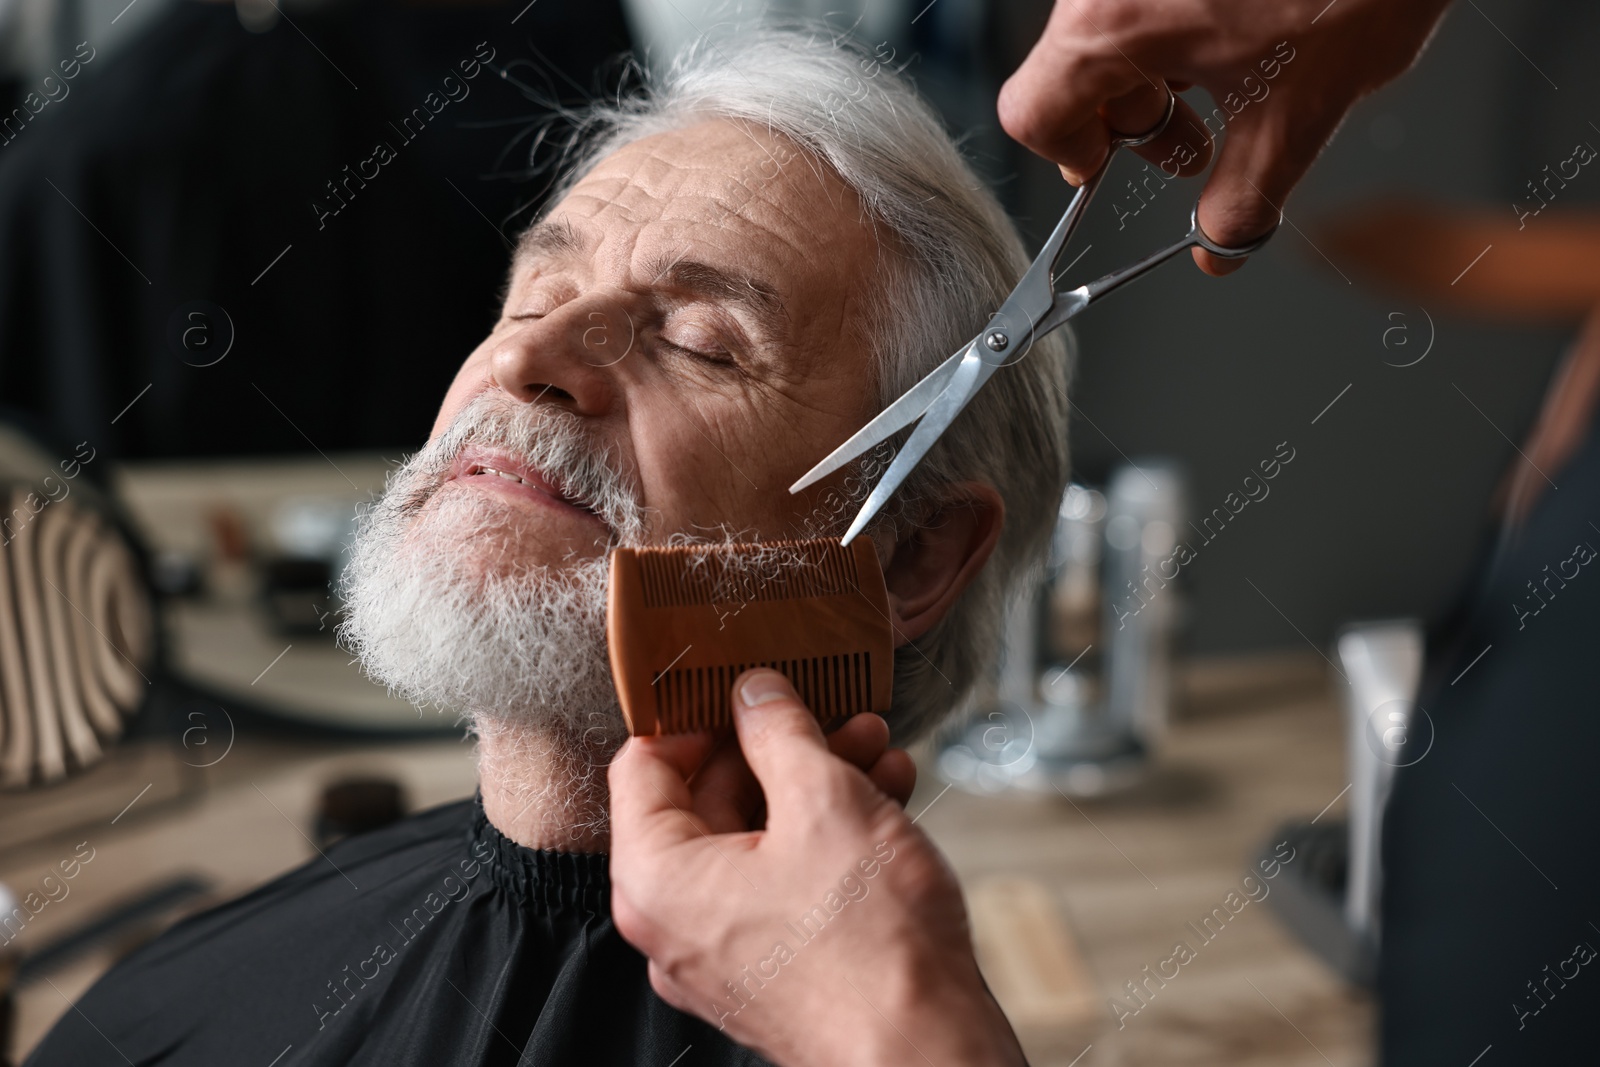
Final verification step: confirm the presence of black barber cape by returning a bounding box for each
[26,799,769,1066]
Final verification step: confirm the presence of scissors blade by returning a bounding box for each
[788,345,968,494]
[998,178,1095,328]
[840,347,997,544]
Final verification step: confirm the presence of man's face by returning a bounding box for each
[430,118,884,562]
[340,120,896,732]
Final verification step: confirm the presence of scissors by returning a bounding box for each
[790,89,1278,545]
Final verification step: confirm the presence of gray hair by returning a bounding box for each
[537,26,1071,742]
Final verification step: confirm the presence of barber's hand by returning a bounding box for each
[609,669,1025,1067]
[999,0,1453,274]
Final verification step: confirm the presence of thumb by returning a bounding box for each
[729,669,834,808]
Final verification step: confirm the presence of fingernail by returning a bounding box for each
[739,670,791,707]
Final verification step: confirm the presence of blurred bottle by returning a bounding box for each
[937,462,1186,797]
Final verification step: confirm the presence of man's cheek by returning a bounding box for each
[645,394,748,478]
[702,410,804,519]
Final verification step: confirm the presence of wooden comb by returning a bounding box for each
[606,537,893,736]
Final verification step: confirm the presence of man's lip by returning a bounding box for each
[448,447,609,531]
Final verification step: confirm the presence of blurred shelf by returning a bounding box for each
[112,452,447,733]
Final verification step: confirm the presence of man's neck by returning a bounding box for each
[475,716,621,853]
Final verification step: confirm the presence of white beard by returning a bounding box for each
[337,395,643,751]
[336,395,888,847]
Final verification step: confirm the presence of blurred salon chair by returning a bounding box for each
[0,419,156,787]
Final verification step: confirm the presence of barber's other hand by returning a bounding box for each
[998,0,1452,274]
[608,669,1025,1067]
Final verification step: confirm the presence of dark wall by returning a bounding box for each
[0,0,633,461]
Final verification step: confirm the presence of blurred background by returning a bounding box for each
[1,0,1596,1063]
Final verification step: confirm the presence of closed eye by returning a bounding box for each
[658,336,737,368]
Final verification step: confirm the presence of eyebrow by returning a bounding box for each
[645,254,791,343]
[514,217,588,264]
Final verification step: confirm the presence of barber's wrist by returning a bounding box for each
[895,964,1027,1067]
[757,946,1022,1067]
[844,939,1026,1067]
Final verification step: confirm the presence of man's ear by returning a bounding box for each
[881,482,1004,645]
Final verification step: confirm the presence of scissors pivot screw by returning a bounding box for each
[984,331,1009,352]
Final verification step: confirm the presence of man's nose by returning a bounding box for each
[489,296,632,415]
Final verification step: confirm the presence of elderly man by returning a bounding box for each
[26,29,1067,1067]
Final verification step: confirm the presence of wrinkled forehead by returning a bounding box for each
[566,122,825,227]
[558,119,862,255]
[522,120,881,357]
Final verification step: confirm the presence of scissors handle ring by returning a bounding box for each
[1189,204,1279,259]
[1110,88,1177,149]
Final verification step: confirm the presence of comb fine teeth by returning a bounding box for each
[606,538,893,736]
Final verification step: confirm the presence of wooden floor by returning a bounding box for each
[3,654,1369,1066]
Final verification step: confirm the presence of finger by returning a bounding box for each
[1124,92,1214,179]
[1100,80,1170,138]
[608,731,722,851]
[646,958,703,1020]
[825,712,891,773]
[610,881,652,951]
[867,748,917,808]
[1053,116,1111,187]
[998,23,1150,182]
[687,732,765,833]
[1192,104,1308,276]
[729,669,835,807]
[633,730,721,779]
